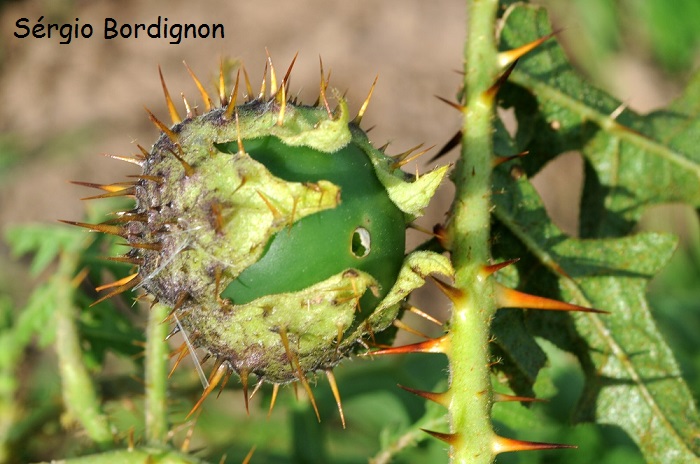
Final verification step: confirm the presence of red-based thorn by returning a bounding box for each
[433,223,451,250]
[421,429,460,445]
[495,283,607,314]
[367,334,450,356]
[434,95,465,112]
[494,150,528,166]
[480,258,520,279]
[494,392,546,403]
[497,30,559,68]
[397,384,450,407]
[431,277,464,303]
[493,435,576,454]
[484,59,518,103]
[428,130,461,163]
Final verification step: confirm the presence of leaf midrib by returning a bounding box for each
[509,70,700,181]
[493,206,698,458]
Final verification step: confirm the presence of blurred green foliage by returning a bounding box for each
[0,0,698,462]
[544,0,700,78]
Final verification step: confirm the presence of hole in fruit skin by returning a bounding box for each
[351,227,371,258]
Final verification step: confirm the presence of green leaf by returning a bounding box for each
[495,9,700,459]
[492,163,700,461]
[5,224,88,276]
[499,3,700,238]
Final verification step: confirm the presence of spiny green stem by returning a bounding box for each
[145,303,171,445]
[55,246,114,448]
[448,0,500,462]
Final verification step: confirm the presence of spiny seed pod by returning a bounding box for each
[66,55,452,417]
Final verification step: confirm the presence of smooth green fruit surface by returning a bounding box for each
[220,136,406,313]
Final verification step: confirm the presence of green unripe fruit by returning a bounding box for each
[78,61,451,392]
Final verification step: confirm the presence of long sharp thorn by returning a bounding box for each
[495,283,608,314]
[218,59,226,107]
[211,202,225,235]
[281,52,299,94]
[240,369,250,414]
[249,377,265,400]
[58,219,125,237]
[169,341,187,359]
[183,61,212,111]
[90,274,142,307]
[242,446,256,464]
[181,92,193,119]
[127,174,164,184]
[353,74,379,125]
[80,186,136,200]
[391,145,435,169]
[397,384,450,407]
[186,362,229,419]
[435,95,466,112]
[95,273,139,292]
[325,370,346,428]
[158,65,181,124]
[278,328,296,378]
[162,291,189,324]
[279,329,320,422]
[256,190,282,219]
[498,31,558,68]
[494,150,528,166]
[392,143,424,163]
[136,144,150,158]
[234,109,245,154]
[105,255,145,266]
[268,383,280,418]
[428,130,462,163]
[103,153,144,167]
[145,107,178,143]
[180,408,201,453]
[241,65,253,102]
[207,358,224,382]
[368,334,450,356]
[422,429,460,445]
[493,392,546,403]
[318,56,332,117]
[406,305,443,326]
[69,180,134,192]
[257,60,268,100]
[480,258,520,279]
[493,435,576,454]
[266,48,277,98]
[165,325,181,341]
[484,59,518,104]
[276,78,287,126]
[393,319,430,339]
[168,146,194,177]
[169,342,190,377]
[299,376,320,422]
[223,69,240,120]
[431,277,465,304]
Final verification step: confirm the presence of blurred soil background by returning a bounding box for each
[0,0,698,462]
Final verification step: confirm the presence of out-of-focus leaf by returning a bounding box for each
[491,160,700,461]
[5,225,88,276]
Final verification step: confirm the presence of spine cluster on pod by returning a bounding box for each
[63,54,451,423]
